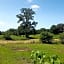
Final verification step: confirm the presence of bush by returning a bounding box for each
[40,31,53,44]
[4,33,12,40]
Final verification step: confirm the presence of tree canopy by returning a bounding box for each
[16,8,38,37]
[50,23,64,34]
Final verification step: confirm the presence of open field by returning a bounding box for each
[0,41,64,64]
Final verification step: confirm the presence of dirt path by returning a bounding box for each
[0,39,39,44]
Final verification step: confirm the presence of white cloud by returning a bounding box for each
[31,4,40,9]
[27,0,33,3]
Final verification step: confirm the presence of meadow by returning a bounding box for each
[0,34,61,40]
[0,34,40,40]
[0,42,64,64]
[0,4,64,64]
[0,33,64,64]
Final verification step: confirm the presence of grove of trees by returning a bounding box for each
[50,23,64,34]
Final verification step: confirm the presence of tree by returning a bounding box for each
[18,25,36,35]
[57,23,64,33]
[40,31,53,44]
[50,23,64,34]
[5,29,17,35]
[36,28,50,34]
[16,8,37,38]
[18,25,25,35]
[0,31,2,35]
[50,25,57,34]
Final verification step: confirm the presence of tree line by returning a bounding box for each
[0,8,64,41]
[0,23,64,35]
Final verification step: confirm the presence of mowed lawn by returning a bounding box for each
[0,42,64,64]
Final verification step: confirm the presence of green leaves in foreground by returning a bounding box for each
[31,50,61,64]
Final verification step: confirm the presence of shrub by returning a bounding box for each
[4,33,12,40]
[31,50,61,64]
[40,31,53,44]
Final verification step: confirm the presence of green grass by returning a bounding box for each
[29,34,40,39]
[0,34,40,40]
[0,34,62,40]
[53,34,60,39]
[0,43,64,64]
[10,35,27,40]
[0,35,4,39]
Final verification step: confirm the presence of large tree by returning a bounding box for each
[16,8,37,38]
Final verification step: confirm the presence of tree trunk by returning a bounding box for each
[25,32,29,38]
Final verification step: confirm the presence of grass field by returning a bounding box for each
[0,42,64,64]
[0,34,40,40]
[0,34,62,40]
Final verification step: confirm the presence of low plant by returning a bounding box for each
[4,33,12,40]
[31,50,61,64]
[40,31,53,44]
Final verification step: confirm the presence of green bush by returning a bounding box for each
[31,50,61,64]
[40,31,53,44]
[4,33,12,40]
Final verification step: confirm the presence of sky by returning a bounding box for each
[0,0,64,31]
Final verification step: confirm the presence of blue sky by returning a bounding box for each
[0,0,64,31]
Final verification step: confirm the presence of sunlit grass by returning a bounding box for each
[0,43,64,64]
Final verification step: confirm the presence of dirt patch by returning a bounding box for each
[12,47,32,52]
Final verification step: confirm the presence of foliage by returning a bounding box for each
[40,31,53,44]
[5,29,17,35]
[16,8,38,38]
[36,28,50,34]
[0,31,2,35]
[4,32,12,40]
[18,25,36,35]
[31,50,61,64]
[50,25,57,34]
[59,32,64,44]
[50,23,64,34]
